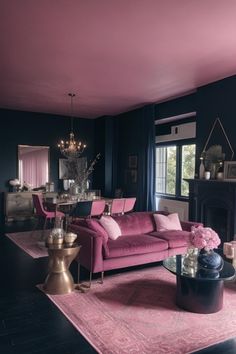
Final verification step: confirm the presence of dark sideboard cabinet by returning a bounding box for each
[4,192,35,223]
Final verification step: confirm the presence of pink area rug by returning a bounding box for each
[5,230,49,258]
[41,266,236,354]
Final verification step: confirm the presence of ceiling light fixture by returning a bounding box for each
[58,93,86,159]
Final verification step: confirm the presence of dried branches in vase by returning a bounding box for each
[69,153,101,196]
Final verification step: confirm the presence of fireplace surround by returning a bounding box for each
[187,179,236,244]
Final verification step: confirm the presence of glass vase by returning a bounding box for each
[49,217,64,246]
[197,249,223,278]
[183,247,199,269]
[199,159,205,179]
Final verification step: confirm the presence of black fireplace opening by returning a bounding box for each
[188,180,236,245]
[204,206,230,244]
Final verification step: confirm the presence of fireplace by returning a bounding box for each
[187,179,236,244]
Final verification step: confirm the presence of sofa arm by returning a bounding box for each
[68,224,104,273]
[180,220,203,232]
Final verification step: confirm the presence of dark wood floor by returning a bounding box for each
[1,220,236,354]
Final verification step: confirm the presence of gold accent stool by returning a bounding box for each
[44,244,81,295]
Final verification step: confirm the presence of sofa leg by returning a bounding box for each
[79,271,92,288]
[75,266,92,292]
[99,271,104,284]
[77,263,80,283]
[89,271,92,286]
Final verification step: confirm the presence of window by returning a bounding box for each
[156,144,196,198]
[181,144,196,196]
[156,146,176,195]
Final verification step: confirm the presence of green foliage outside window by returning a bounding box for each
[181,144,196,196]
[166,146,176,195]
[156,143,196,198]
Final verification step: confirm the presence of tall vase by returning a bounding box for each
[199,159,205,179]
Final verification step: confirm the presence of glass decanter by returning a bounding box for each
[49,216,64,246]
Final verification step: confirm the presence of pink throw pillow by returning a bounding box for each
[154,213,182,231]
[84,219,109,242]
[99,216,121,240]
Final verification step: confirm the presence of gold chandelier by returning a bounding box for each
[58,93,86,159]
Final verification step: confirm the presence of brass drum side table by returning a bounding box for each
[44,244,81,295]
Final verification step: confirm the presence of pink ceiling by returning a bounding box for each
[1,1,236,119]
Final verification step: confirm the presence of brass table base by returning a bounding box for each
[44,245,81,295]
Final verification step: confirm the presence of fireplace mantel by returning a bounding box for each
[186,179,236,243]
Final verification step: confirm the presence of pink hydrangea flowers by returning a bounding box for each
[191,226,221,251]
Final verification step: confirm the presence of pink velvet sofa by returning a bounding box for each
[68,211,201,281]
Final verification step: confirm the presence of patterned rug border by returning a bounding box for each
[38,266,236,354]
[5,230,49,259]
[38,284,102,354]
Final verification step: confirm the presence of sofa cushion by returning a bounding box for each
[106,234,168,259]
[150,230,190,248]
[99,216,121,240]
[112,212,156,236]
[153,213,182,232]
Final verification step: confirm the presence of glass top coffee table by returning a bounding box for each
[163,253,235,314]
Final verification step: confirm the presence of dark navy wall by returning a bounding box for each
[0,109,95,191]
[93,107,148,199]
[116,108,142,197]
[156,93,196,119]
[90,116,120,197]
[196,76,236,171]
[92,117,106,195]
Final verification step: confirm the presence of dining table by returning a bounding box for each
[44,196,115,225]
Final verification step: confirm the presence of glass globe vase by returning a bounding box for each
[197,249,223,278]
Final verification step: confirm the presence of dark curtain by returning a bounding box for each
[136,104,156,211]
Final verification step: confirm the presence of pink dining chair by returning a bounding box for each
[90,200,106,218]
[123,197,136,213]
[32,194,65,239]
[110,198,125,216]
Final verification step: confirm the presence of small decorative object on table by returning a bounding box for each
[191,225,222,278]
[183,247,199,273]
[199,156,205,179]
[64,232,77,246]
[47,216,64,247]
[204,145,225,179]
[204,170,211,180]
[223,241,236,268]
[9,178,21,192]
[216,162,224,180]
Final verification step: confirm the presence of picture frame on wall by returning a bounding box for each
[59,159,75,179]
[128,155,138,169]
[223,161,236,181]
[59,157,87,179]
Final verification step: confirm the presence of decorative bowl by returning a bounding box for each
[64,232,77,246]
